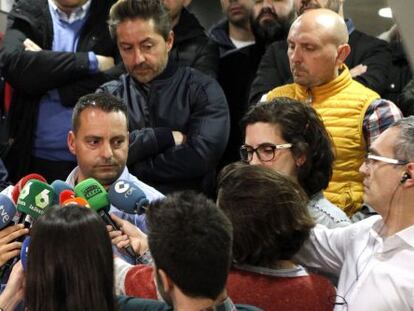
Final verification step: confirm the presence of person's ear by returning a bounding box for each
[295,154,306,167]
[336,43,351,66]
[402,163,414,188]
[158,269,173,292]
[67,131,76,156]
[166,31,174,52]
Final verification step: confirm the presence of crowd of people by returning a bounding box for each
[0,0,413,310]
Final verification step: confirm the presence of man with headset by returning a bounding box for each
[295,116,414,310]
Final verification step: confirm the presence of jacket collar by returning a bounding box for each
[173,8,206,43]
[294,64,353,103]
[128,60,178,87]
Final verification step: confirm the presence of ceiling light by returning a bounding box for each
[378,7,393,18]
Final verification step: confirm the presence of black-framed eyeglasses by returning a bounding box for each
[364,153,408,168]
[240,143,292,163]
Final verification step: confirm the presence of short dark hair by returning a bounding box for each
[241,98,335,197]
[108,0,171,41]
[217,163,315,266]
[26,206,115,311]
[72,93,128,133]
[147,191,233,300]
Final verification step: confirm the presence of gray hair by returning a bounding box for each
[391,116,414,162]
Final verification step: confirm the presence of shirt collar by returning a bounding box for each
[212,297,237,311]
[48,0,92,24]
[395,224,414,248]
[370,216,414,250]
[344,17,355,35]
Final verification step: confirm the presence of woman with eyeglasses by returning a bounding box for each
[240,97,350,228]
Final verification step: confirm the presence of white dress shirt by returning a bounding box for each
[295,215,414,311]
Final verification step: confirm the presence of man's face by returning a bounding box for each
[251,0,295,42]
[287,20,339,88]
[68,108,129,187]
[359,127,405,216]
[221,0,255,27]
[294,0,339,15]
[244,122,298,178]
[53,0,88,12]
[163,0,187,21]
[117,18,173,84]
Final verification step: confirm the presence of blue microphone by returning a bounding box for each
[20,236,30,271]
[108,180,149,215]
[50,180,73,204]
[0,194,17,229]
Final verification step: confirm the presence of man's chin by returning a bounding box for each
[131,71,154,84]
[293,76,309,86]
[93,171,121,187]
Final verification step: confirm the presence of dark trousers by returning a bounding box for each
[29,156,76,183]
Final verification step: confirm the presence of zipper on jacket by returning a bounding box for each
[305,88,313,105]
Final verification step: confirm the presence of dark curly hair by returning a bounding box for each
[240,97,335,197]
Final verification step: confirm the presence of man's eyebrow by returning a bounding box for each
[84,135,101,140]
[111,135,127,140]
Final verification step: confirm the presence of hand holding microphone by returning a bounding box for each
[0,194,28,267]
[0,224,28,267]
[74,178,139,260]
[108,213,148,256]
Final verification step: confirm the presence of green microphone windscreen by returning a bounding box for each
[74,178,110,212]
[16,180,55,219]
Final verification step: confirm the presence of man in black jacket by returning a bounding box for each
[100,0,229,196]
[209,0,256,57]
[249,0,392,104]
[0,0,121,183]
[164,0,219,79]
[214,0,296,167]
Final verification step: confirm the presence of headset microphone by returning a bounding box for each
[400,172,411,184]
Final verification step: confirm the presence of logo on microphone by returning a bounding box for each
[0,204,10,223]
[35,189,50,210]
[114,181,130,193]
[19,182,33,200]
[84,185,103,199]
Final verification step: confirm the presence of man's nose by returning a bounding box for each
[101,142,114,159]
[133,47,145,65]
[289,46,302,63]
[262,0,273,9]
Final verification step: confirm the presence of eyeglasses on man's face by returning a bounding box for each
[240,143,292,163]
[364,153,408,168]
